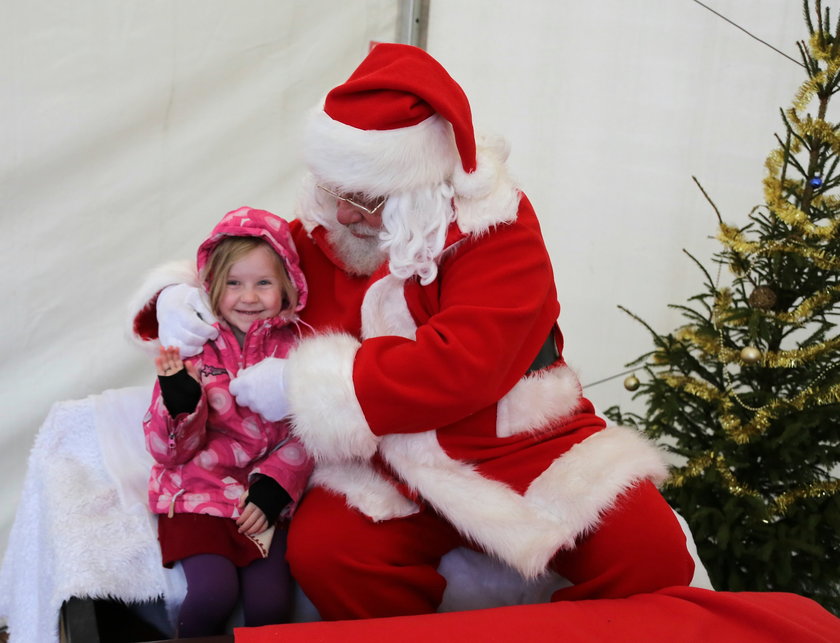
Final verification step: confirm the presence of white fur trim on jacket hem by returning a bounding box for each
[286,332,379,461]
[525,426,670,540]
[496,364,582,438]
[311,461,419,522]
[125,259,198,353]
[378,425,669,579]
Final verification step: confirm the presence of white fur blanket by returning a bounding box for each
[0,387,186,643]
[0,386,711,642]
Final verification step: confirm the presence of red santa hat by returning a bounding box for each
[303,43,501,200]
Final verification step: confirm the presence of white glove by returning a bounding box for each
[229,358,290,422]
[157,283,219,357]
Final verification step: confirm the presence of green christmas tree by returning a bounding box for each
[605,0,840,613]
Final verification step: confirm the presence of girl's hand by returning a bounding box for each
[155,345,199,381]
[237,492,269,535]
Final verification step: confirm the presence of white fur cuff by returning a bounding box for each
[311,461,419,522]
[496,365,582,438]
[286,333,379,461]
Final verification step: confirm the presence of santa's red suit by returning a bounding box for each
[132,44,840,637]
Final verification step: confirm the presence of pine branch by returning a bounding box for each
[804,0,815,37]
[692,176,723,225]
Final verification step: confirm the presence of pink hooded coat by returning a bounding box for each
[143,207,313,522]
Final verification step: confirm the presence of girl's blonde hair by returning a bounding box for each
[201,237,298,319]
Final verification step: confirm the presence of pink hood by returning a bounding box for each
[196,206,308,314]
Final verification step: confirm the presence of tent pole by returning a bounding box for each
[397,0,430,49]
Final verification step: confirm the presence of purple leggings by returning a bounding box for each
[177,530,292,638]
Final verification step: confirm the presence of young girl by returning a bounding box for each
[143,206,313,637]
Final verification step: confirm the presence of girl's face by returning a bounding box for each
[218,245,285,334]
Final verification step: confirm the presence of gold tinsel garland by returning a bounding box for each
[667,451,840,518]
[809,30,840,63]
[658,370,840,443]
[800,191,840,210]
[708,226,840,327]
[792,118,840,157]
[675,327,719,355]
[773,479,840,515]
[763,184,840,237]
[761,45,840,238]
[788,34,840,111]
[719,264,840,326]
[667,452,755,495]
[657,374,759,442]
[660,373,726,405]
[717,223,840,271]
[758,337,840,368]
[773,288,840,324]
[677,324,840,369]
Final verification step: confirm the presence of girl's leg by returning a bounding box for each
[178,553,240,637]
[549,480,695,601]
[287,485,463,620]
[239,529,294,627]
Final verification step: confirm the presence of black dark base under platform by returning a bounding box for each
[59,597,233,643]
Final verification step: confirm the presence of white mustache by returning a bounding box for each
[347,223,381,237]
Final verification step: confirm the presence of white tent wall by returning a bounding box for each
[0,0,821,569]
[425,0,811,408]
[0,0,398,560]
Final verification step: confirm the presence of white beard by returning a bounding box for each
[325,224,388,276]
[299,173,454,282]
[379,185,454,285]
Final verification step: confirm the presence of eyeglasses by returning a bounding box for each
[317,184,387,217]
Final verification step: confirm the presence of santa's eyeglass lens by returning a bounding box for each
[317,184,386,216]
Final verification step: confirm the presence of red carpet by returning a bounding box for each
[235,587,840,642]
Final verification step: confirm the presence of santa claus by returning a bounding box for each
[128,43,840,640]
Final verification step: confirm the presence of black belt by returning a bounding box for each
[527,330,559,373]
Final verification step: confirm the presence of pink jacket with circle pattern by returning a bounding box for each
[143,207,313,521]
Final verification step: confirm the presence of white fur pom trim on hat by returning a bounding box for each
[285,332,380,461]
[453,144,521,235]
[452,136,510,200]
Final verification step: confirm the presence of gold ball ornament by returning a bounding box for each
[740,346,762,364]
[623,374,640,391]
[748,285,777,310]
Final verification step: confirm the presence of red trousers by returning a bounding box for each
[286,480,695,620]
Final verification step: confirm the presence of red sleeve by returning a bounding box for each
[354,203,560,436]
[134,294,160,341]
